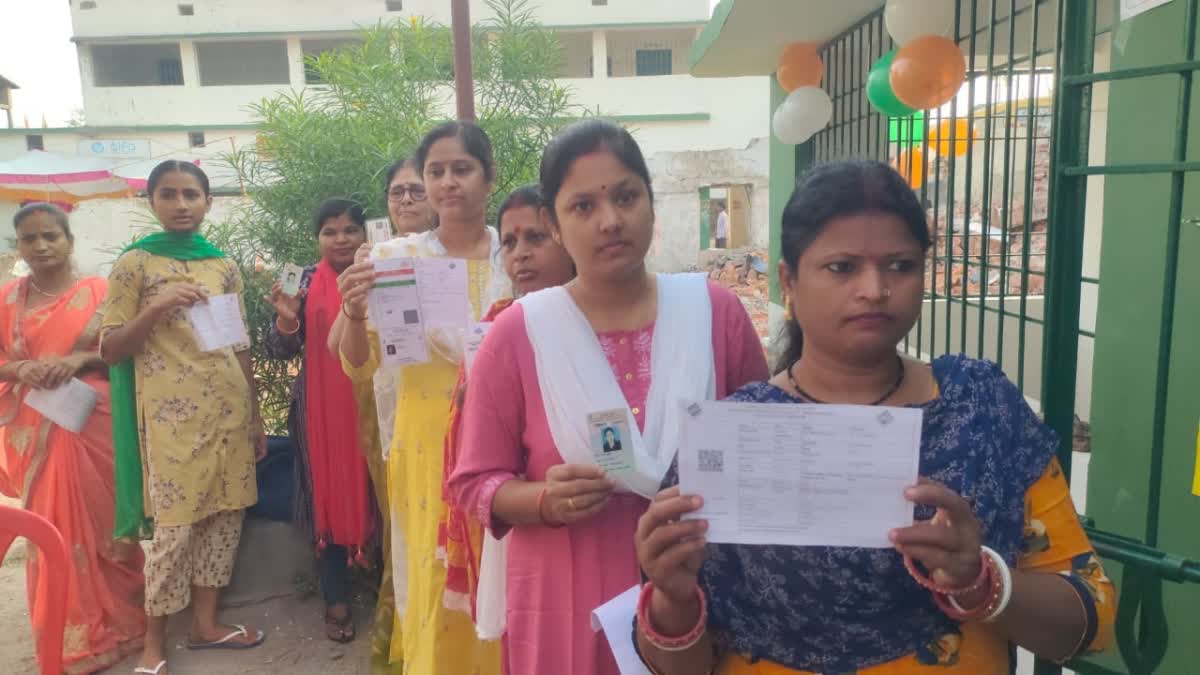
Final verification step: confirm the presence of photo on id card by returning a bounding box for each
[366,218,393,246]
[280,263,304,297]
[588,408,635,474]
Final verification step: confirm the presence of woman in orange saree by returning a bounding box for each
[0,203,145,674]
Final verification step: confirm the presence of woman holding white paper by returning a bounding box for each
[100,160,267,675]
[0,203,146,673]
[441,183,575,633]
[633,161,1114,675]
[447,119,768,675]
[337,121,507,675]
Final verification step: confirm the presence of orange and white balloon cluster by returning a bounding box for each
[771,43,831,145]
[869,0,967,116]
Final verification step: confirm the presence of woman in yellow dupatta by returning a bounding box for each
[337,122,507,675]
[0,203,145,673]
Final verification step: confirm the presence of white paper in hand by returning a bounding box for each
[591,585,652,675]
[369,258,429,365]
[188,294,250,352]
[678,400,922,548]
[25,378,98,433]
[463,322,492,377]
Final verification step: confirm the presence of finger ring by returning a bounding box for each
[568,497,577,511]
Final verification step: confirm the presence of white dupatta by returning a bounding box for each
[522,273,716,497]
[474,273,716,640]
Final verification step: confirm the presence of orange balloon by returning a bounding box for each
[928,119,974,157]
[777,42,824,91]
[895,147,927,190]
[889,36,967,110]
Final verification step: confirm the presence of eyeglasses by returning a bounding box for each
[387,185,427,202]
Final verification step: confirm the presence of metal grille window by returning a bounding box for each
[635,49,673,76]
[158,58,184,85]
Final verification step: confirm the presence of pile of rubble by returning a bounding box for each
[690,247,771,342]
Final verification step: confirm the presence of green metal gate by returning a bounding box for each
[809,1,1200,673]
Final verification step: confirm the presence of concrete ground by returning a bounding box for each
[0,510,374,674]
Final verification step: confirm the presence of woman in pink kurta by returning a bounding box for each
[449,120,768,675]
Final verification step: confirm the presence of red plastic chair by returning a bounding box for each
[0,504,67,675]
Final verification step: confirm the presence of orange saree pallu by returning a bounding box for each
[0,277,145,674]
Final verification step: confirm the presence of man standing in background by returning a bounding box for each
[713,199,730,249]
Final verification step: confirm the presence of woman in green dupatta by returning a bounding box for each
[99,160,268,675]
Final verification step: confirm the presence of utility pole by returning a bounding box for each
[450,0,476,121]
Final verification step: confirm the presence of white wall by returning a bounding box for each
[566,76,770,155]
[644,138,771,273]
[0,196,249,278]
[70,0,711,38]
[76,71,768,158]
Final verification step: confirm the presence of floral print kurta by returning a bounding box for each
[100,249,256,528]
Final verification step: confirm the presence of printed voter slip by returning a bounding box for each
[463,322,492,377]
[367,218,393,246]
[280,262,304,297]
[369,257,429,365]
[188,294,250,352]
[588,408,636,475]
[677,400,921,548]
[25,378,98,433]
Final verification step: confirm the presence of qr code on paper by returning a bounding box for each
[697,449,724,473]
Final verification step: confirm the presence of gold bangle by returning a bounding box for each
[276,317,300,335]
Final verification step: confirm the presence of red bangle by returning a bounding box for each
[637,582,708,652]
[904,548,990,595]
[932,553,1004,622]
[536,487,563,528]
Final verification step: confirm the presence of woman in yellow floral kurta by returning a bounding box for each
[337,122,507,675]
[103,248,257,526]
[99,161,266,675]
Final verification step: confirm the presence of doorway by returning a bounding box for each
[699,183,751,250]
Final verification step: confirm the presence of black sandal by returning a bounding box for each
[324,609,355,644]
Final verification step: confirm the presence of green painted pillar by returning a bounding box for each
[766,74,797,362]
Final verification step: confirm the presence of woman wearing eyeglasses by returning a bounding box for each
[386,158,437,236]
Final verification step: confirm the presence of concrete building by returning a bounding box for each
[0,0,770,274]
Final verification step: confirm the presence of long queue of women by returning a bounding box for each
[0,117,1116,675]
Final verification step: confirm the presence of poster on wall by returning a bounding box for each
[1121,0,1174,21]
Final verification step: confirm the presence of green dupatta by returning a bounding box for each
[112,232,226,539]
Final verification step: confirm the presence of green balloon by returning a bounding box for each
[868,50,917,118]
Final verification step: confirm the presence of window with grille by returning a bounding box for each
[635,49,672,76]
[188,131,205,148]
[158,58,184,85]
[25,135,43,151]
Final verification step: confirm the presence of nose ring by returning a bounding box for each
[883,288,892,298]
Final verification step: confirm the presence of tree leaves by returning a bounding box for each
[208,0,583,431]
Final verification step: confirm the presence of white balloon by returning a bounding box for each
[885,0,956,46]
[772,87,833,145]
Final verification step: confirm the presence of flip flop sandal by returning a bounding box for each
[325,610,355,644]
[133,661,167,675]
[186,623,266,650]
